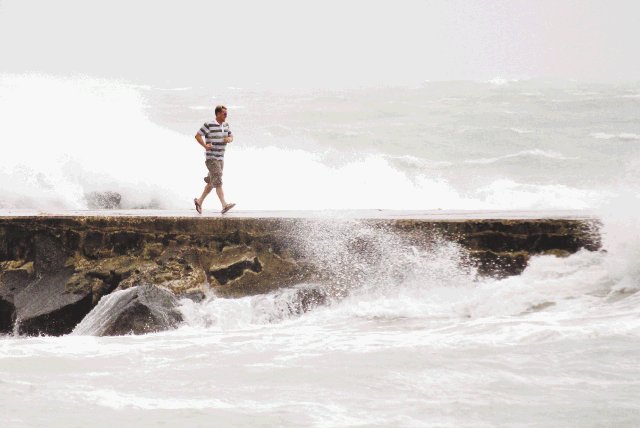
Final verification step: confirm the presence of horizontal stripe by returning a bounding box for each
[200,121,230,160]
[203,122,228,128]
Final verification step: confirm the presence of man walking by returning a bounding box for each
[193,105,236,214]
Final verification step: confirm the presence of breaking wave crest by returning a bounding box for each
[0,74,623,211]
[463,149,573,165]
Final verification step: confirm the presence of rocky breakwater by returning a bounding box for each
[0,214,600,336]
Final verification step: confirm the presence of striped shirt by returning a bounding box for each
[197,120,233,160]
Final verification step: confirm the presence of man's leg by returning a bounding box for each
[197,183,214,206]
[215,185,228,208]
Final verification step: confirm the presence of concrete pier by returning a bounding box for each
[0,210,601,335]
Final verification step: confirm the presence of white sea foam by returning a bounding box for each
[80,389,234,410]
[1,74,635,212]
[72,289,136,336]
[487,77,521,86]
[0,74,191,209]
[507,127,533,134]
[590,132,640,140]
[463,149,571,165]
[474,179,606,210]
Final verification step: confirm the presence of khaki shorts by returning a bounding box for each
[205,159,224,188]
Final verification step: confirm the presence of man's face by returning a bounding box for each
[216,109,228,122]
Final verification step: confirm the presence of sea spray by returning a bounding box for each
[178,284,328,329]
[176,219,476,329]
[73,289,135,335]
[3,74,633,211]
[0,74,192,210]
[73,285,182,336]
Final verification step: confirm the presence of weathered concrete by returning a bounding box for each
[0,212,601,335]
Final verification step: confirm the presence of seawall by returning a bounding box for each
[0,211,601,335]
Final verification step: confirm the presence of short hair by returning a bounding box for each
[215,105,227,114]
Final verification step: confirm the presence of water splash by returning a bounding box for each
[177,220,477,329]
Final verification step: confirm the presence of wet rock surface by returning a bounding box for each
[84,191,122,210]
[0,258,93,336]
[0,262,32,333]
[0,215,601,335]
[73,284,183,336]
[14,267,93,336]
[0,296,14,333]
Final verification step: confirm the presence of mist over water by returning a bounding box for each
[2,74,640,426]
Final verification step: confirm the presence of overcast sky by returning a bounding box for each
[1,0,639,89]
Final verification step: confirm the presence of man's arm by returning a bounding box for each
[223,128,234,144]
[195,134,212,150]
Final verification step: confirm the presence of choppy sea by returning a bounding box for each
[1,75,639,426]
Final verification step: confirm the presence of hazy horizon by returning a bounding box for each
[1,0,639,90]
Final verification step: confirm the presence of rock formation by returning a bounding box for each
[0,215,601,336]
[72,284,183,336]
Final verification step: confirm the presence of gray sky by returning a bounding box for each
[1,0,639,88]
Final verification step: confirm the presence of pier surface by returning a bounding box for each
[0,209,596,220]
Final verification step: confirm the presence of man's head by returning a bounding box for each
[215,105,227,122]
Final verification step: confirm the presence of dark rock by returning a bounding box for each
[0,215,602,303]
[85,191,122,209]
[286,284,329,315]
[251,284,330,323]
[0,266,33,295]
[109,231,143,255]
[0,296,15,333]
[210,257,262,285]
[0,263,34,333]
[34,233,67,274]
[470,250,529,277]
[182,290,206,302]
[83,231,105,258]
[74,284,183,336]
[14,267,94,336]
[462,231,524,252]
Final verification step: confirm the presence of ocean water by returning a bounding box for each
[1,75,640,426]
[1,75,639,211]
